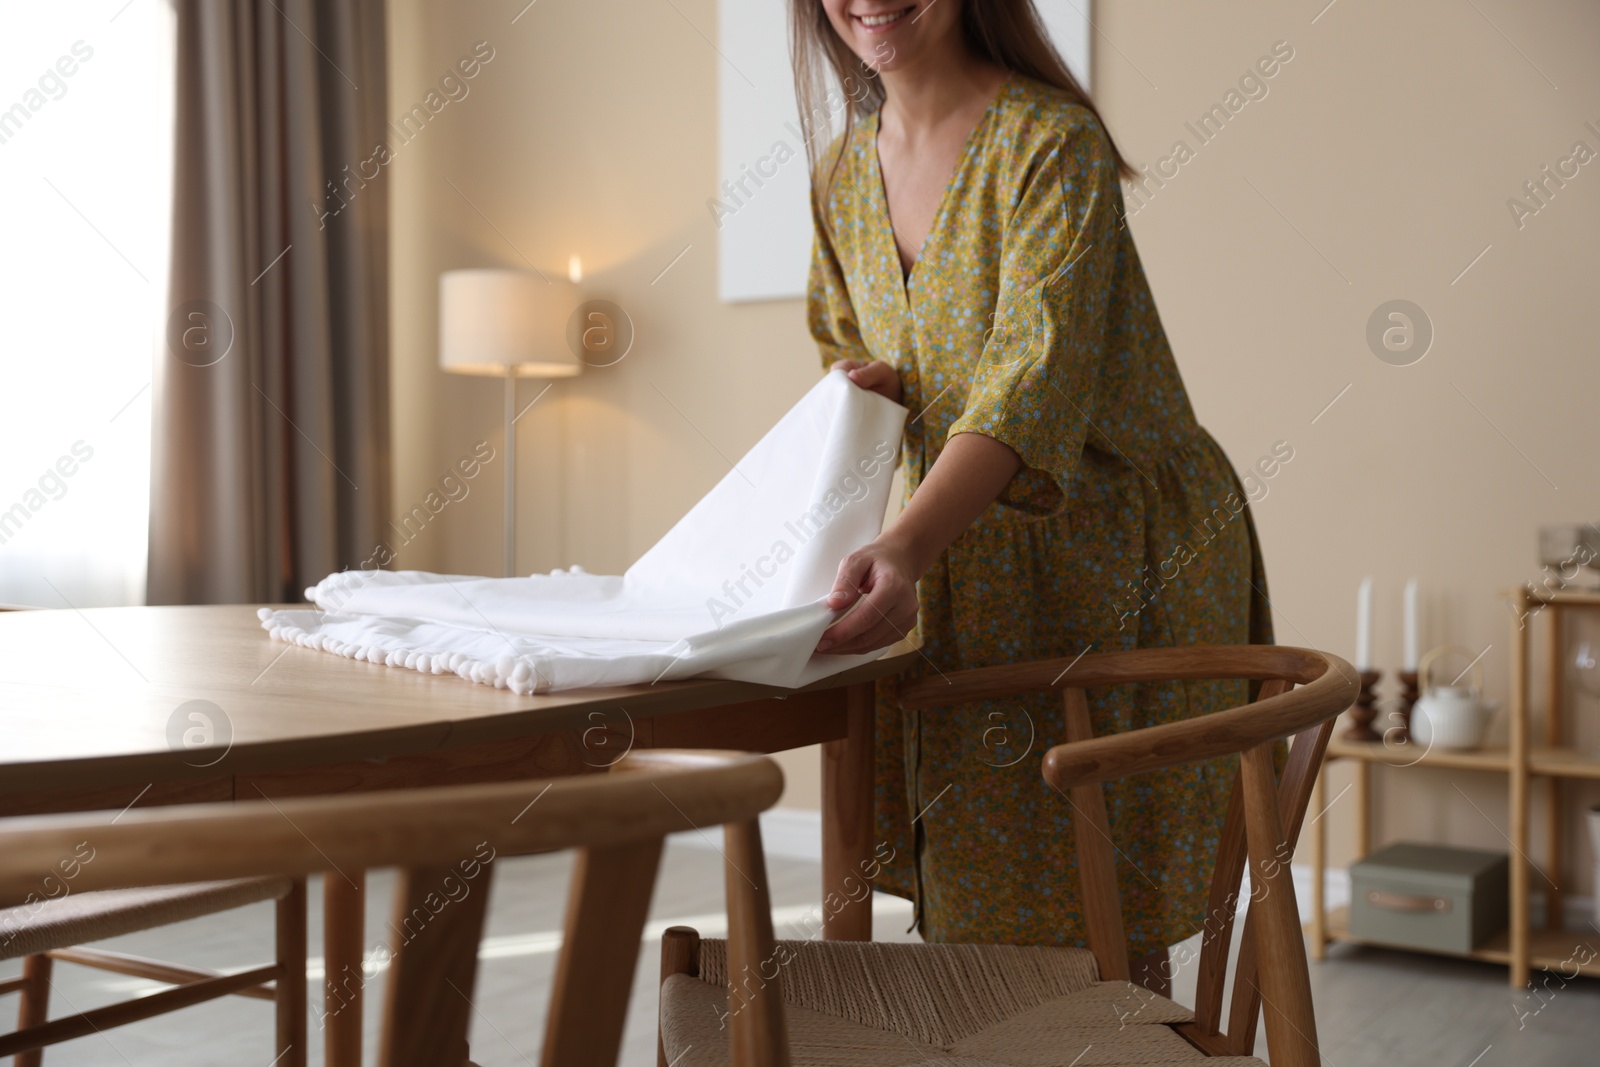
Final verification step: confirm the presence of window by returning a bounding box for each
[0,1,173,607]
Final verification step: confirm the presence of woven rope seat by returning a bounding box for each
[0,877,292,961]
[660,939,1267,1067]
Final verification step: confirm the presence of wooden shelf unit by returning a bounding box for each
[1306,586,1600,988]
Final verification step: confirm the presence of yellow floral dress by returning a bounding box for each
[807,74,1273,954]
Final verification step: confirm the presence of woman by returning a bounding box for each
[800,0,1273,993]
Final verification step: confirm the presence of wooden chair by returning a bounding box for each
[0,749,788,1067]
[0,600,307,1067]
[0,877,305,1066]
[658,644,1358,1067]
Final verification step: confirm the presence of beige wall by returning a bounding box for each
[386,0,832,804]
[389,1,1600,881]
[1091,0,1600,887]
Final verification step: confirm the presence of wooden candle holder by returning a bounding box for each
[1342,669,1383,742]
[1392,669,1420,744]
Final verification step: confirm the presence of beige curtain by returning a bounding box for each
[149,0,389,605]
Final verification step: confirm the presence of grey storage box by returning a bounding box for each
[1350,842,1509,954]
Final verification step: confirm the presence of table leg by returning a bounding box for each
[324,871,366,1067]
[821,681,875,941]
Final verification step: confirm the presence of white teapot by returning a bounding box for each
[1410,645,1497,751]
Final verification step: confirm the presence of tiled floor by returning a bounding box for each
[3,843,1596,1065]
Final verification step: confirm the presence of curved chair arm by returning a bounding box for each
[897,645,1355,790]
[1041,649,1356,790]
[0,749,784,905]
[0,749,789,1067]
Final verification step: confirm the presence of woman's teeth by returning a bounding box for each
[857,7,912,29]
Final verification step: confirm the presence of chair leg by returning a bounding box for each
[275,879,308,1067]
[324,872,366,1067]
[1240,742,1320,1067]
[723,821,789,1067]
[13,954,51,1067]
[658,927,700,1067]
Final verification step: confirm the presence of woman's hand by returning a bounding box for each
[833,359,902,405]
[816,539,919,656]
[813,433,1024,657]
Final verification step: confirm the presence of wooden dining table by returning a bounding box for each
[0,604,920,1067]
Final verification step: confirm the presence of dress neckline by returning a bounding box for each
[867,73,1013,305]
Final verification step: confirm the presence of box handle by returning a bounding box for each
[1366,889,1451,913]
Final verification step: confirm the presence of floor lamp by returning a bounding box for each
[439,269,580,577]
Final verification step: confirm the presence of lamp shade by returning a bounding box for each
[439,269,581,377]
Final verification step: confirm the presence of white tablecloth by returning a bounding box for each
[259,370,909,693]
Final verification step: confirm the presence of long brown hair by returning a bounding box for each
[789,0,1136,203]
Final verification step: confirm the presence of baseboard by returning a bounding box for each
[671,806,824,862]
[756,808,828,861]
[673,811,1599,931]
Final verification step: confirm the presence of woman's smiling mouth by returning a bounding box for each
[854,5,916,33]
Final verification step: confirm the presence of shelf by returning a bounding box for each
[1530,748,1600,780]
[1326,738,1600,780]
[1325,737,1509,772]
[1499,587,1600,607]
[1315,905,1600,978]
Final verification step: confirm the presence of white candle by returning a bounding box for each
[1403,578,1419,671]
[1355,576,1373,671]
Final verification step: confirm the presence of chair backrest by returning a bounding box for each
[899,644,1356,1067]
[0,749,789,1067]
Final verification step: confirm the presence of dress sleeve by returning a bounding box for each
[806,190,873,372]
[947,117,1120,509]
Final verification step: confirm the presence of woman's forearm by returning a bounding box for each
[876,431,1022,576]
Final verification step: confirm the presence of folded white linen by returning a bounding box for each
[259,370,910,693]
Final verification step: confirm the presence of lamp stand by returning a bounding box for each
[504,366,516,578]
